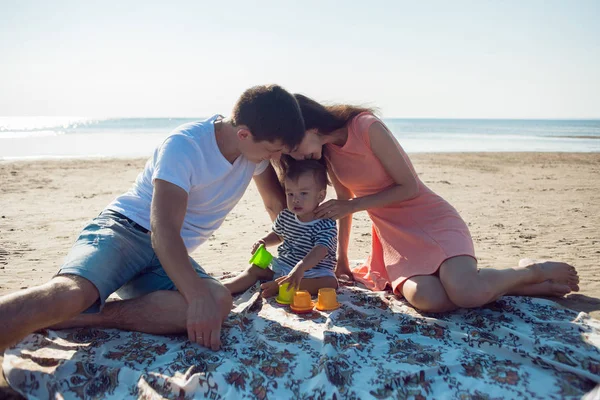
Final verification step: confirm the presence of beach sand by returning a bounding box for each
[1,152,599,397]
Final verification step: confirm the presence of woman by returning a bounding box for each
[288,94,579,313]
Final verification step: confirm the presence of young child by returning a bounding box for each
[225,159,338,297]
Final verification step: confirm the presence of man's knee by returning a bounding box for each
[48,274,100,311]
[211,280,233,317]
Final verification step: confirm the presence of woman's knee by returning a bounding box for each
[401,276,455,313]
[439,258,493,308]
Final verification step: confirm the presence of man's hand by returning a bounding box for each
[185,286,232,351]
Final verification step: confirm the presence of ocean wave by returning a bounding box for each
[0,117,199,136]
[0,117,91,133]
[0,130,66,139]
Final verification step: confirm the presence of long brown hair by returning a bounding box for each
[294,94,377,134]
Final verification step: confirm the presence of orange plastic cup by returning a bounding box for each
[290,290,314,314]
[315,288,340,311]
[275,283,296,305]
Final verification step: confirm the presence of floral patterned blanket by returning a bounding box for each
[3,282,600,399]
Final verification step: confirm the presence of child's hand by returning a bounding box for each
[251,239,266,254]
[277,263,306,291]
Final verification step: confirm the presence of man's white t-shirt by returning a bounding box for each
[107,115,269,252]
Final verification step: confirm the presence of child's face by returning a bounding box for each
[284,173,326,217]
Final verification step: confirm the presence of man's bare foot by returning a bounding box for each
[508,280,572,297]
[519,258,580,291]
[260,281,280,298]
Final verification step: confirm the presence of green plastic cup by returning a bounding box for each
[249,244,273,269]
[275,283,296,305]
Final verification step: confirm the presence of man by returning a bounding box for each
[0,84,305,351]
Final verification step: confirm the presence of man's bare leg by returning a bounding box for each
[51,279,232,336]
[51,291,187,333]
[0,275,98,351]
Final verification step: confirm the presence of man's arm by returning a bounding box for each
[253,163,285,222]
[150,179,197,295]
[150,179,230,350]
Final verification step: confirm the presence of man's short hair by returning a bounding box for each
[232,84,305,149]
[283,158,329,191]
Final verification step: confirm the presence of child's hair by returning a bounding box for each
[232,84,305,149]
[281,156,330,191]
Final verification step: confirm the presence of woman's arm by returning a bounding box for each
[328,167,354,277]
[315,122,419,220]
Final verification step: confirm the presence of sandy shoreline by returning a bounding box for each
[1,152,599,396]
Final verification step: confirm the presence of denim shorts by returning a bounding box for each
[58,209,217,313]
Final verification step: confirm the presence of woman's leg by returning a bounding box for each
[438,256,579,308]
[401,275,458,313]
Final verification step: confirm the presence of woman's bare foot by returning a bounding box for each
[260,281,280,298]
[519,258,580,291]
[508,280,572,297]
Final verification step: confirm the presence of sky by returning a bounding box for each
[0,0,599,119]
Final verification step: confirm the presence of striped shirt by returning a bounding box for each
[272,209,337,274]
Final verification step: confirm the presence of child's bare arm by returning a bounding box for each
[251,231,283,253]
[278,245,328,290]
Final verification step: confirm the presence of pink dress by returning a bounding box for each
[325,113,475,294]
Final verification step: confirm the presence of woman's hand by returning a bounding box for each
[314,199,357,220]
[335,257,354,281]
